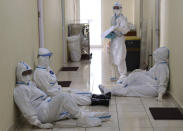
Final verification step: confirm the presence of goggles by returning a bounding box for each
[22,70,32,76]
[113,6,120,9]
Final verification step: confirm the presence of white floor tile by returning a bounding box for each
[89,104,117,112]
[86,126,119,131]
[31,129,52,131]
[53,128,85,131]
[150,119,183,128]
[117,104,145,112]
[116,97,142,105]
[118,118,152,128]
[15,127,33,131]
[118,111,149,119]
[120,127,153,131]
[154,127,183,131]
[141,97,177,108]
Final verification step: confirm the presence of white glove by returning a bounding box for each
[112,25,118,31]
[32,119,53,129]
[39,123,54,129]
[156,93,163,102]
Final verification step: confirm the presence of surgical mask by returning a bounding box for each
[114,9,121,16]
[22,75,32,84]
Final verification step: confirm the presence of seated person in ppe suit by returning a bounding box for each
[34,48,111,106]
[99,47,169,101]
[14,62,111,129]
[110,2,130,83]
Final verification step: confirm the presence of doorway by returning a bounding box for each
[80,0,102,47]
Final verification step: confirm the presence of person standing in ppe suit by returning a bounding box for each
[34,48,111,106]
[99,47,169,102]
[14,62,111,129]
[110,2,130,83]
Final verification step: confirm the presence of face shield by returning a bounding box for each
[113,2,122,16]
[16,62,33,84]
[38,56,50,68]
[22,70,32,84]
[38,48,52,68]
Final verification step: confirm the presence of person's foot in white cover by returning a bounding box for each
[116,75,127,84]
[98,84,111,94]
[76,111,111,127]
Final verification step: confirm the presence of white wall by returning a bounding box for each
[43,0,63,72]
[0,0,65,130]
[134,0,141,37]
[0,0,39,130]
[160,0,183,108]
[121,0,135,24]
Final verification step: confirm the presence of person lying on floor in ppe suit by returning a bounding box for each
[110,2,130,83]
[34,48,111,106]
[14,62,111,129]
[99,47,169,102]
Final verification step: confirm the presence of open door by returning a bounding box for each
[80,0,102,47]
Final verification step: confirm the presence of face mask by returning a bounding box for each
[114,9,120,16]
[38,56,50,68]
[44,57,50,67]
[22,75,32,84]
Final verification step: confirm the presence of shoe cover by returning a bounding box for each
[76,115,102,127]
[83,112,111,121]
[90,112,111,122]
[39,123,53,129]
[116,75,127,84]
[99,84,104,94]
[99,85,111,94]
[110,77,118,81]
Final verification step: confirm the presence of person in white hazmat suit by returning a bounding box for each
[14,62,111,129]
[110,2,130,83]
[34,48,111,106]
[99,47,169,101]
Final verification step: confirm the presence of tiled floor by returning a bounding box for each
[16,48,183,131]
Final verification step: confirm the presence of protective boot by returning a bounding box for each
[92,92,111,100]
[91,98,110,106]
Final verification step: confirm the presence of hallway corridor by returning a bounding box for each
[15,48,183,131]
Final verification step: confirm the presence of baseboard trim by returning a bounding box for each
[169,91,183,110]
[7,124,15,131]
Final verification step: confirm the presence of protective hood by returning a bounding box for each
[153,47,169,64]
[38,48,52,68]
[113,2,122,9]
[113,2,122,16]
[16,62,32,84]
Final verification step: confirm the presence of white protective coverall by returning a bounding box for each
[14,62,110,128]
[34,48,93,106]
[111,2,130,80]
[99,47,169,101]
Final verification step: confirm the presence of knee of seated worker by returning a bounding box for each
[58,92,71,101]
